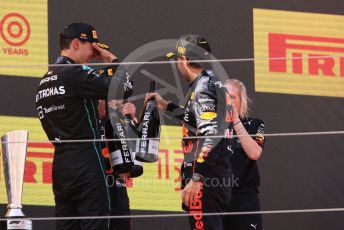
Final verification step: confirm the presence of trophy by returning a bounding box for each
[1,130,32,230]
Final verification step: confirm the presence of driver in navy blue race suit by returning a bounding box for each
[222,79,265,230]
[99,125,132,230]
[145,34,234,230]
[97,70,142,230]
[35,23,130,230]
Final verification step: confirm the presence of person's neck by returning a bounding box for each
[187,67,204,83]
[60,50,78,63]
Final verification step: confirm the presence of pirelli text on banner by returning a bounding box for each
[254,8,344,98]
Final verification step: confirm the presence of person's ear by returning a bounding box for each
[180,55,187,61]
[71,38,79,49]
[180,55,189,67]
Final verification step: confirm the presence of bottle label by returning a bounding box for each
[148,140,159,156]
[140,112,150,141]
[110,149,123,166]
[114,122,132,163]
[135,140,140,153]
[139,140,147,153]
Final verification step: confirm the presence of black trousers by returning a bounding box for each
[53,147,111,230]
[109,175,131,230]
[223,192,262,230]
[181,159,232,230]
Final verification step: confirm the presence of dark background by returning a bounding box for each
[1,0,344,229]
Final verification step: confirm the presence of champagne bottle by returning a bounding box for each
[101,66,142,175]
[122,99,137,152]
[106,111,134,174]
[136,81,161,162]
[122,100,144,178]
[102,117,143,177]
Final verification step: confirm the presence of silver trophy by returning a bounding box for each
[1,130,32,230]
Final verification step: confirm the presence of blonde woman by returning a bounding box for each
[223,79,265,230]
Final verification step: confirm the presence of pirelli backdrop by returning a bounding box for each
[1,1,344,229]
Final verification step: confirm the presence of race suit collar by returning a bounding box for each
[56,56,76,64]
[188,69,209,88]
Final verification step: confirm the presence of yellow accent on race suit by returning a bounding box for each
[200,112,217,120]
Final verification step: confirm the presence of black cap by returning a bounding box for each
[60,23,109,50]
[166,34,211,60]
